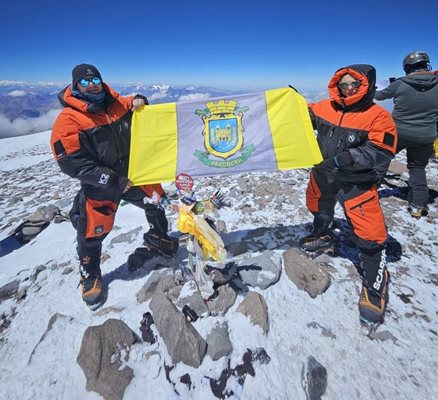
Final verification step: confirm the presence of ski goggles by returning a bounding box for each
[78,77,102,87]
[338,80,361,90]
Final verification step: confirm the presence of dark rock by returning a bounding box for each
[150,292,207,368]
[283,248,331,298]
[301,356,328,400]
[206,322,233,361]
[140,312,156,344]
[0,280,20,303]
[236,291,269,334]
[252,347,271,365]
[30,265,46,283]
[77,319,138,400]
[306,322,336,340]
[137,271,175,303]
[236,251,282,289]
[207,284,237,316]
[226,241,249,257]
[180,373,192,390]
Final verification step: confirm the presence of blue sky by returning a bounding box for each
[1,0,437,91]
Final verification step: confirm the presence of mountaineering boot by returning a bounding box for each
[143,232,179,257]
[143,207,177,256]
[127,247,159,272]
[80,274,103,309]
[299,232,334,253]
[408,203,428,219]
[78,263,103,309]
[358,269,389,325]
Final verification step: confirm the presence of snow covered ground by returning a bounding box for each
[0,131,437,399]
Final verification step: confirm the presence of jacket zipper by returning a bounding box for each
[105,112,124,171]
[336,112,346,149]
[327,112,346,156]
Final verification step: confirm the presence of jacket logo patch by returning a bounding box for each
[95,225,104,235]
[348,134,355,143]
[98,173,110,185]
[383,132,395,147]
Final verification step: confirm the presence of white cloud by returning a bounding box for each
[148,92,168,101]
[0,80,27,86]
[178,93,210,102]
[7,90,27,97]
[301,91,328,104]
[0,109,60,138]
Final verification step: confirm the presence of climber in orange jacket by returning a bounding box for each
[50,64,177,308]
[300,64,397,325]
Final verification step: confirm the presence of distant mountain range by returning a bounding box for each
[0,81,244,121]
[0,81,329,138]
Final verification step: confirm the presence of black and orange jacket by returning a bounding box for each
[50,84,141,191]
[309,64,398,185]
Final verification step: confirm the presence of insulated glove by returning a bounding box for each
[210,189,226,209]
[314,151,353,171]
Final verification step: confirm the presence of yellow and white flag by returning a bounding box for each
[129,87,321,185]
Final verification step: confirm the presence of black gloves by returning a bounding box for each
[314,157,337,172]
[314,151,354,172]
[210,189,226,209]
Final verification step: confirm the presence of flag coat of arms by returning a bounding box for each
[129,87,322,185]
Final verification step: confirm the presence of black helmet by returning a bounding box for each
[403,51,430,73]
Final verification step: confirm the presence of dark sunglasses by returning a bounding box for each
[338,80,361,90]
[79,77,102,87]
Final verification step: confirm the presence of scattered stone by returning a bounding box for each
[167,285,182,301]
[140,312,156,344]
[237,291,269,334]
[177,281,210,317]
[205,263,238,287]
[244,227,269,240]
[226,241,249,257]
[215,219,227,233]
[14,286,27,301]
[252,347,271,365]
[237,251,282,289]
[234,349,256,383]
[62,266,74,275]
[388,160,408,174]
[306,322,336,340]
[137,270,175,303]
[206,322,233,361]
[150,292,207,368]
[301,356,328,400]
[0,308,17,334]
[179,373,192,390]
[207,284,237,315]
[0,280,20,303]
[208,348,265,398]
[77,319,138,400]
[30,265,47,283]
[283,248,331,298]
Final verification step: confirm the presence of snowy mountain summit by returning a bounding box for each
[0,131,437,399]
